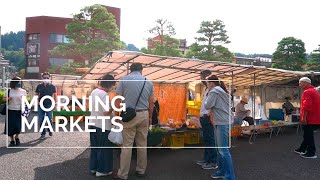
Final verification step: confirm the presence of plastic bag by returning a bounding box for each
[108,130,123,145]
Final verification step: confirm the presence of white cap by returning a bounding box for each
[299,77,311,84]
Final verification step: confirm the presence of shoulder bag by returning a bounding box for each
[120,78,147,122]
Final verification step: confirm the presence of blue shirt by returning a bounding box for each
[116,72,154,110]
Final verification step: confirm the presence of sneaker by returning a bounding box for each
[40,134,45,139]
[294,148,306,155]
[196,160,207,166]
[49,132,53,136]
[211,172,224,179]
[300,153,317,159]
[15,138,20,146]
[135,171,146,177]
[96,171,113,177]
[202,163,218,170]
[9,140,15,147]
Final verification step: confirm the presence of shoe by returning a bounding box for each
[211,172,224,179]
[90,170,96,175]
[40,134,45,139]
[300,153,317,159]
[196,160,207,166]
[135,171,146,177]
[15,138,20,146]
[294,148,306,155]
[49,132,53,136]
[202,163,218,170]
[113,174,127,179]
[96,171,113,177]
[9,140,15,147]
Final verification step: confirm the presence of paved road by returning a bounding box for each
[1,113,320,180]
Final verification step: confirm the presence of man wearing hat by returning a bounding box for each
[294,77,320,159]
[235,96,254,125]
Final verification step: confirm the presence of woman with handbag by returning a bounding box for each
[89,74,116,177]
[2,77,27,146]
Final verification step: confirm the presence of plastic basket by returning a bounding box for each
[184,131,200,145]
[166,134,184,149]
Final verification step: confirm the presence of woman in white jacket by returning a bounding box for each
[204,75,236,180]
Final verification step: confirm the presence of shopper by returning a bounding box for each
[89,74,116,177]
[294,77,320,158]
[36,72,56,139]
[196,70,217,170]
[205,75,236,180]
[115,63,154,180]
[3,77,27,146]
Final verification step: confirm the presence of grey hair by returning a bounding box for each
[315,86,320,91]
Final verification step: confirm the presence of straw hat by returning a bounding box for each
[241,96,248,104]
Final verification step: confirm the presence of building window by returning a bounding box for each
[49,58,74,66]
[50,34,69,44]
[27,55,40,67]
[28,34,40,41]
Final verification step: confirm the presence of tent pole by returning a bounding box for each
[126,63,129,75]
[252,73,256,142]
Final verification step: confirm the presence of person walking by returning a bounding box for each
[115,63,154,180]
[294,77,320,158]
[205,75,236,180]
[89,74,116,177]
[196,70,218,170]
[35,72,56,139]
[3,77,27,146]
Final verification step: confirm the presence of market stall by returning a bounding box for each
[80,51,320,146]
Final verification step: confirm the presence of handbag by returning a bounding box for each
[0,89,10,115]
[108,128,123,145]
[120,78,146,122]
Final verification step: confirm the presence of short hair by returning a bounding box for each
[10,76,22,89]
[200,70,211,76]
[42,72,51,77]
[130,63,143,72]
[100,74,115,88]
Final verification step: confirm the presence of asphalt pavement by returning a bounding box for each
[1,113,320,180]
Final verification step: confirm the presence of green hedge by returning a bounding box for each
[53,110,91,116]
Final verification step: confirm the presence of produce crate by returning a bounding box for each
[147,132,166,146]
[184,131,200,145]
[164,133,185,149]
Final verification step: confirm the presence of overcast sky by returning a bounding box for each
[1,0,319,54]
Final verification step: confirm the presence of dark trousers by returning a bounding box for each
[244,116,254,125]
[299,125,319,155]
[89,126,113,173]
[200,116,217,163]
[7,110,22,136]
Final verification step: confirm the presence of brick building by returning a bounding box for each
[25,5,121,79]
[147,35,189,54]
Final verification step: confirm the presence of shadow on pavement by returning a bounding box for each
[0,138,45,157]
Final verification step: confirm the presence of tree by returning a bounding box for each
[1,31,25,50]
[126,44,140,52]
[50,4,123,66]
[60,62,86,76]
[307,45,320,70]
[272,37,307,70]
[1,48,25,70]
[142,19,182,57]
[185,20,233,62]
